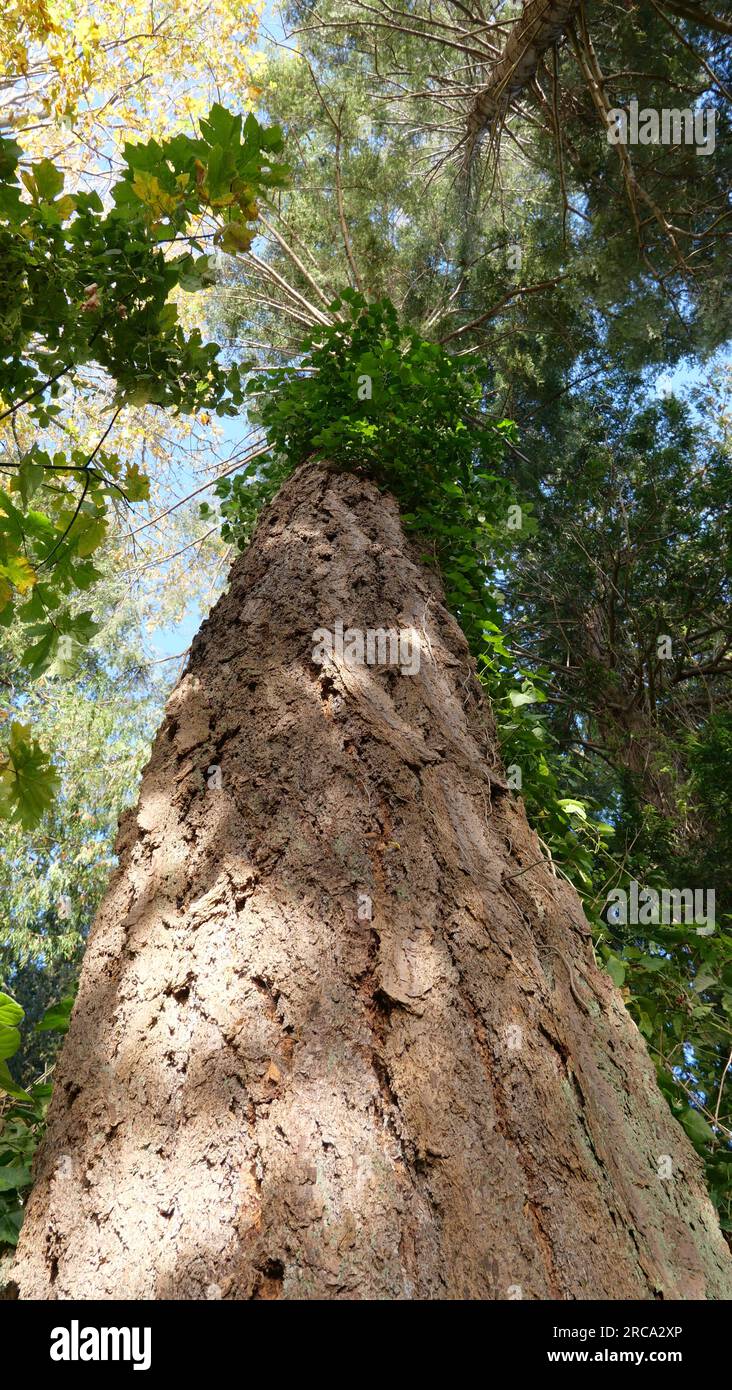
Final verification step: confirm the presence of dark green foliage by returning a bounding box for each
[0,107,285,423]
[213,294,732,1231]
[216,292,517,625]
[0,992,70,1249]
[497,381,732,1226]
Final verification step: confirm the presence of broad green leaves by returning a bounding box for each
[0,106,283,426]
[21,158,65,204]
[222,293,515,606]
[115,103,286,275]
[0,986,75,1248]
[0,991,30,1101]
[0,994,23,1029]
[605,955,626,989]
[0,1064,29,1103]
[0,105,287,828]
[0,989,73,1104]
[35,995,74,1035]
[0,723,59,829]
[0,1165,31,1192]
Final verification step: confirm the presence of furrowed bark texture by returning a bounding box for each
[466,0,580,150]
[14,461,732,1300]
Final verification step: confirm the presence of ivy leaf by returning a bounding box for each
[557,798,588,820]
[36,996,74,1035]
[680,1107,716,1152]
[640,955,667,972]
[509,685,546,707]
[0,1208,24,1246]
[0,1164,32,1192]
[509,690,535,707]
[605,955,626,988]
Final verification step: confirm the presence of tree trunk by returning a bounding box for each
[466,0,580,155]
[13,460,732,1300]
[597,701,677,819]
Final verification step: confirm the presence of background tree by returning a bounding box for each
[302,0,730,342]
[207,7,732,1227]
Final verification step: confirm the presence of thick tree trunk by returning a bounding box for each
[13,461,732,1299]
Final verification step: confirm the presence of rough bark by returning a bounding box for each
[13,460,732,1300]
[466,0,580,153]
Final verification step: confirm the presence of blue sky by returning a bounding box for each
[151,4,731,664]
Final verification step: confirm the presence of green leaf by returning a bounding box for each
[36,996,74,1035]
[199,102,242,150]
[32,158,64,201]
[74,517,108,558]
[70,560,102,591]
[605,955,626,988]
[62,610,99,649]
[0,993,24,1029]
[0,554,36,594]
[680,1106,716,1151]
[0,1024,21,1060]
[16,454,45,505]
[123,464,150,502]
[0,1165,32,1193]
[0,1208,24,1246]
[219,220,255,254]
[20,627,57,678]
[509,689,538,708]
[0,1059,31,1102]
[0,722,60,828]
[639,955,667,972]
[178,255,218,292]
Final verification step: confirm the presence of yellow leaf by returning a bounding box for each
[131,170,177,218]
[0,555,36,593]
[219,220,255,254]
